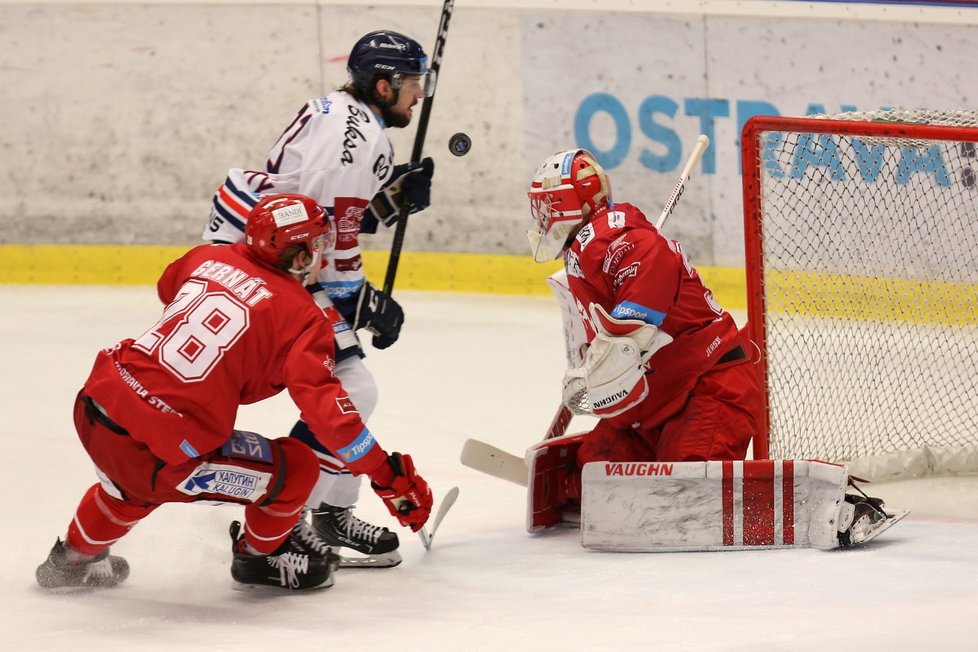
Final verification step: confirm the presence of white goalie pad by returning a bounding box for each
[547,269,589,369]
[580,459,852,551]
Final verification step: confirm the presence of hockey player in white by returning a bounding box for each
[202,31,436,567]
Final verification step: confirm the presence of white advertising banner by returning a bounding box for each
[522,12,978,266]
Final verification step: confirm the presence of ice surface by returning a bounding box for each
[2,287,976,651]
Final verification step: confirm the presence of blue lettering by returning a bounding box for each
[791,133,846,182]
[896,146,951,187]
[637,95,680,172]
[736,100,781,174]
[684,98,728,173]
[574,92,630,169]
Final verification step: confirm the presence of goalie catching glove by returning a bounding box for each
[369,157,435,226]
[370,452,433,532]
[563,303,673,417]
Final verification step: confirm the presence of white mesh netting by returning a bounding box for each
[747,109,978,481]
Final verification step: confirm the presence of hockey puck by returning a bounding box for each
[449,132,472,157]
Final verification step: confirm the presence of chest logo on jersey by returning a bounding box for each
[607,211,626,229]
[565,250,583,278]
[602,234,634,274]
[613,262,640,289]
[341,105,371,166]
[334,199,368,245]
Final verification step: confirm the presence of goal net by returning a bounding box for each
[741,110,978,481]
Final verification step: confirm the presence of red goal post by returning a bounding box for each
[741,110,978,481]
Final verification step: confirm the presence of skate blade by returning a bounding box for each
[231,575,335,592]
[337,550,403,569]
[851,509,911,546]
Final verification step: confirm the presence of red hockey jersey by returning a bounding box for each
[565,202,744,425]
[82,243,388,474]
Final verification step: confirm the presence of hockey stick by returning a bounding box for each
[539,134,713,442]
[382,0,455,295]
[655,134,710,230]
[418,485,460,550]
[460,438,528,486]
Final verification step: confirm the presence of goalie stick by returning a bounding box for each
[382,0,455,295]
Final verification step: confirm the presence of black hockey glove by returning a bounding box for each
[398,157,434,214]
[353,282,404,349]
[368,157,436,228]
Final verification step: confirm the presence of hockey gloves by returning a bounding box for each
[353,282,404,349]
[370,452,432,532]
[369,157,436,227]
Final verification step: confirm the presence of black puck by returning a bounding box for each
[449,132,472,157]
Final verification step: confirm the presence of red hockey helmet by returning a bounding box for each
[527,149,611,262]
[245,194,333,271]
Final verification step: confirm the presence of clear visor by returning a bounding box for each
[394,71,437,98]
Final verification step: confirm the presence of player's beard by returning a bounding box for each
[380,102,412,129]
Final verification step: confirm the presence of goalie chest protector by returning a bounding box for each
[580,459,848,551]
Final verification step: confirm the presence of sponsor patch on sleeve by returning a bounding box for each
[338,428,376,463]
[611,300,666,326]
[336,395,358,414]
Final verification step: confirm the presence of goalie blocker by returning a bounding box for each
[526,435,907,550]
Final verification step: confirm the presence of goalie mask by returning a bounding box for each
[246,194,334,285]
[527,149,611,263]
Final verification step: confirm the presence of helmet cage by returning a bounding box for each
[527,182,585,262]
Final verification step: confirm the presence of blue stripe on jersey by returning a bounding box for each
[211,198,246,233]
[226,177,260,208]
[337,428,376,463]
[322,279,365,300]
[611,300,666,326]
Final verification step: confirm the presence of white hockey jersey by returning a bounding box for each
[203,91,395,302]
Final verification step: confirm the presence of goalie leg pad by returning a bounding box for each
[580,459,880,551]
[526,433,585,533]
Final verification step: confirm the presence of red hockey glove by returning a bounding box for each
[370,452,433,532]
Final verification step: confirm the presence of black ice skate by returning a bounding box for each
[36,538,130,591]
[310,504,401,568]
[838,493,909,547]
[229,520,334,590]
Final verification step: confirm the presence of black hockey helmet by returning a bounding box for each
[347,30,434,98]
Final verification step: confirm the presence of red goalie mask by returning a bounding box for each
[527,149,611,262]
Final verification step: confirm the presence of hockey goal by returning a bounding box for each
[742,110,978,481]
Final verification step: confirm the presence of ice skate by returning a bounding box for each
[36,538,130,591]
[838,494,909,547]
[229,521,334,590]
[310,504,402,568]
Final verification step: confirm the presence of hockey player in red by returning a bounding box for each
[524,149,765,527]
[36,194,432,591]
[201,30,435,566]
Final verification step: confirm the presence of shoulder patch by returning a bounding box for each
[565,250,584,278]
[576,223,595,250]
[311,96,332,115]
